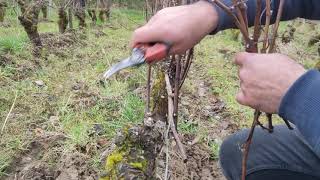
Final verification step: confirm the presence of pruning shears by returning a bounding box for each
[103,43,170,79]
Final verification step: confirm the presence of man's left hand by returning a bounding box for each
[235,52,306,113]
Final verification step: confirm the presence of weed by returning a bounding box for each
[209,140,221,160]
[178,119,198,134]
[0,35,27,54]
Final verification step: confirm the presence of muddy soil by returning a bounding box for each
[4,132,98,180]
[40,30,86,57]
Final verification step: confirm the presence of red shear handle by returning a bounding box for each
[135,43,170,64]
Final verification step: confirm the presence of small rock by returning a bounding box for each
[34,80,45,87]
[49,116,59,126]
[128,127,140,143]
[97,138,108,147]
[214,115,221,121]
[93,124,104,135]
[204,105,211,110]
[144,117,154,127]
[114,131,126,146]
[197,82,207,97]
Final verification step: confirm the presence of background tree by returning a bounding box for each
[73,0,86,28]
[87,0,97,25]
[97,0,111,23]
[0,1,7,23]
[54,0,71,33]
[41,0,48,19]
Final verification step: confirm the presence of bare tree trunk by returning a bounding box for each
[58,7,68,33]
[68,7,73,29]
[41,3,48,19]
[17,0,43,56]
[74,0,86,28]
[87,9,97,25]
[0,1,7,23]
[98,0,111,22]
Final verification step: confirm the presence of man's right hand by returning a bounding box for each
[130,1,219,55]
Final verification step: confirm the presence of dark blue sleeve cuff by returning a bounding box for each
[279,69,320,155]
[209,0,235,34]
[207,0,320,34]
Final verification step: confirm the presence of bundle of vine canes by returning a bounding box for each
[212,0,293,179]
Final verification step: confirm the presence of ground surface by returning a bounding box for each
[0,7,319,180]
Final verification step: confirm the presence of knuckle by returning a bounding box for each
[239,69,247,80]
[133,29,140,36]
[235,52,248,65]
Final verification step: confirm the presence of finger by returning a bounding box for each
[236,90,249,106]
[234,52,251,66]
[130,25,165,48]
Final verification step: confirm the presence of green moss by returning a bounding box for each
[105,151,124,171]
[129,162,143,170]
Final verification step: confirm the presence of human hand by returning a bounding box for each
[130,1,218,54]
[235,52,306,113]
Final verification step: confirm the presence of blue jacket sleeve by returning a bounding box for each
[279,70,320,156]
[211,0,320,33]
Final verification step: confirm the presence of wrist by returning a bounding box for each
[193,1,219,35]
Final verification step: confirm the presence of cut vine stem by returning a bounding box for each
[241,110,261,180]
[165,73,188,163]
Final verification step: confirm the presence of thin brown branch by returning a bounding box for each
[261,0,271,53]
[213,0,250,43]
[233,0,249,35]
[179,48,193,90]
[146,65,152,114]
[267,113,274,133]
[257,119,273,132]
[165,73,187,163]
[253,0,262,48]
[282,118,294,130]
[241,110,261,180]
[268,0,285,53]
[173,56,181,128]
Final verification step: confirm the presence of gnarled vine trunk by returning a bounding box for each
[98,0,111,22]
[0,1,7,23]
[41,1,48,19]
[73,0,86,28]
[68,7,73,28]
[58,7,68,33]
[17,0,43,56]
[88,9,97,25]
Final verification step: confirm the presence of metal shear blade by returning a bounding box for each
[103,48,145,79]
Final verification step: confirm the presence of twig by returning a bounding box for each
[232,0,249,37]
[164,105,171,180]
[267,113,274,133]
[173,56,181,128]
[268,0,285,53]
[146,65,152,114]
[179,48,193,90]
[261,0,271,53]
[282,118,294,130]
[213,0,250,43]
[165,73,188,163]
[241,110,261,180]
[1,92,18,135]
[253,0,262,49]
